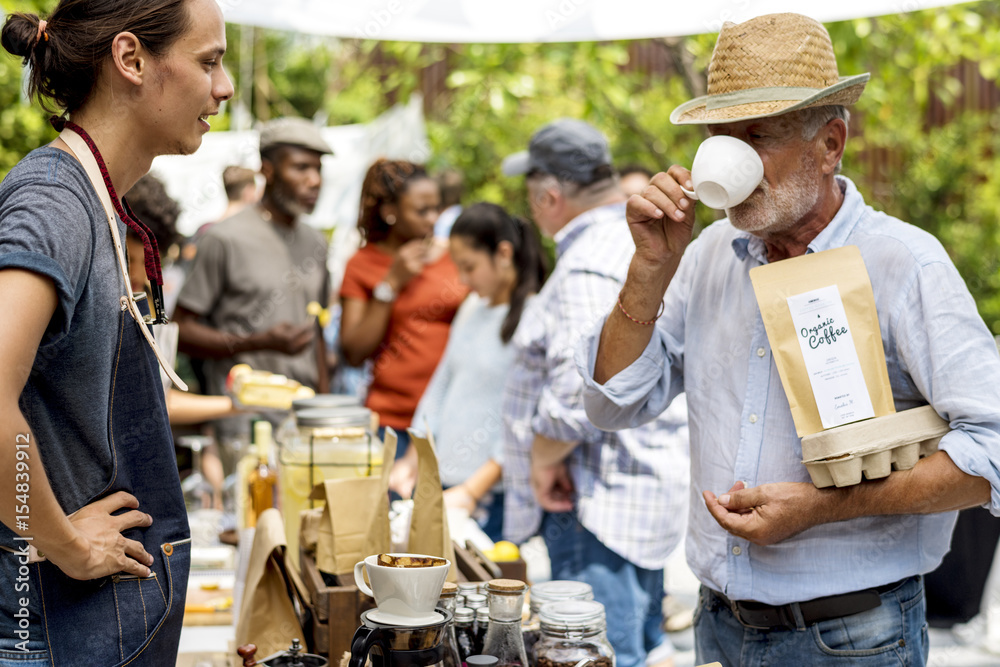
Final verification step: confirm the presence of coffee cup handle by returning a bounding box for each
[354,561,374,597]
[680,186,699,201]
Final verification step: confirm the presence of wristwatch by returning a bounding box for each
[373,280,397,303]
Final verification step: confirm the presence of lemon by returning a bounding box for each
[487,541,520,562]
[307,301,332,328]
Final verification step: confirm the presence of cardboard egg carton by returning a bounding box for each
[801,405,949,488]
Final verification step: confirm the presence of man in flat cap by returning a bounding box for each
[501,118,689,667]
[176,117,333,399]
[577,13,1000,665]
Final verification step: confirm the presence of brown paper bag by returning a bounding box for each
[235,508,310,656]
[407,428,457,582]
[299,506,324,556]
[311,428,397,575]
[750,246,895,436]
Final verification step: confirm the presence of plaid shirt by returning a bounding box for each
[501,203,689,569]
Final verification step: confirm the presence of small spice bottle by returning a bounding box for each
[475,606,490,654]
[454,607,477,663]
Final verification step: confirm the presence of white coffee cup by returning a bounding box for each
[353,553,450,625]
[680,135,764,209]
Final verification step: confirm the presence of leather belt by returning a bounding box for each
[710,578,909,631]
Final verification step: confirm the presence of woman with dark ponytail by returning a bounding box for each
[0,2,232,664]
[409,202,547,541]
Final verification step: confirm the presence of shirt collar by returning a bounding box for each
[729,176,861,263]
[554,202,627,259]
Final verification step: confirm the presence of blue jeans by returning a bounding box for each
[476,491,504,544]
[694,576,929,666]
[541,512,669,667]
[0,632,49,665]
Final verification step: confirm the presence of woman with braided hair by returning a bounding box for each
[0,1,232,663]
[340,159,467,492]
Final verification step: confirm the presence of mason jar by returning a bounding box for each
[524,581,594,664]
[278,405,381,555]
[536,600,614,667]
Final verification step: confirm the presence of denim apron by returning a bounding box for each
[30,129,191,666]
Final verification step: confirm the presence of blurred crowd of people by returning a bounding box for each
[120,111,689,666]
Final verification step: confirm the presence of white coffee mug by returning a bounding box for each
[680,135,764,209]
[353,553,450,625]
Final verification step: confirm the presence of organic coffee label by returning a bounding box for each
[786,285,875,429]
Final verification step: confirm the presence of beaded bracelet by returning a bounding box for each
[616,290,664,326]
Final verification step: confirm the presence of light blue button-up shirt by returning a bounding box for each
[577,177,1000,604]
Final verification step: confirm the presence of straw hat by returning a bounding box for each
[670,13,869,125]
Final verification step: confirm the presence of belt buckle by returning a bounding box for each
[729,600,771,631]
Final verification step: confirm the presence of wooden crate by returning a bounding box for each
[300,550,376,657]
[453,540,528,585]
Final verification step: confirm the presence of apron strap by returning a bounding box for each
[59,128,188,392]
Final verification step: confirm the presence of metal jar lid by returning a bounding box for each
[293,394,362,412]
[539,600,606,631]
[466,657,498,667]
[530,580,594,610]
[295,406,371,429]
[463,593,487,609]
[475,607,489,622]
[454,607,474,623]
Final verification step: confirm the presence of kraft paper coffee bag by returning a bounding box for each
[311,428,396,575]
[750,245,894,437]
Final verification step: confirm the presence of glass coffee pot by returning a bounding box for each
[350,608,454,667]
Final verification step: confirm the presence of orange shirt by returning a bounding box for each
[340,244,468,429]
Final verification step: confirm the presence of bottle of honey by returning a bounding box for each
[246,420,277,528]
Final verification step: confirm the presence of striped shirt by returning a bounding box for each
[502,202,689,569]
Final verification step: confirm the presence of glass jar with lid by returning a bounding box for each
[278,405,382,555]
[536,601,614,667]
[523,581,594,664]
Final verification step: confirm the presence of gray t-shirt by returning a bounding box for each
[0,147,125,545]
[177,206,330,394]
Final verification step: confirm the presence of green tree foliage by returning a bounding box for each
[0,0,58,172]
[3,2,1000,329]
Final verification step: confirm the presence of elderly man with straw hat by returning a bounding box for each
[576,13,1000,665]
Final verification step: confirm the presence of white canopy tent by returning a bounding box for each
[151,0,980,283]
[221,0,966,42]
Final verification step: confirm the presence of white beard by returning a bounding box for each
[726,152,820,237]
